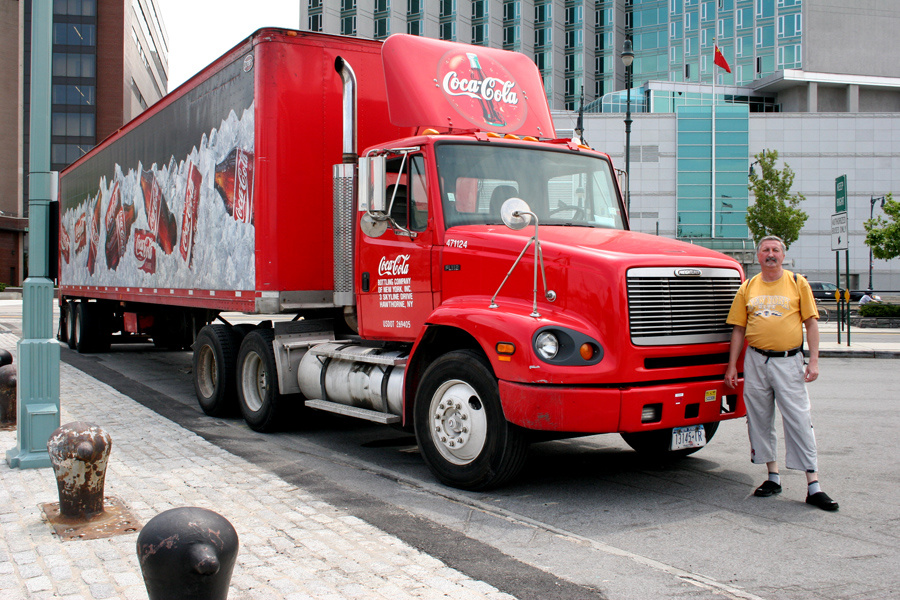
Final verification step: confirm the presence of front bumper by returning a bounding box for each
[498,378,745,433]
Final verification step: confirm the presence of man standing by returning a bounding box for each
[724,236,839,511]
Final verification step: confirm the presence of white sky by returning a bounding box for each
[155,0,300,92]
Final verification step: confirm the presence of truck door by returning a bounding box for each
[357,153,434,341]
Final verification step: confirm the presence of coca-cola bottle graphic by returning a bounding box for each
[179,161,202,267]
[104,181,137,271]
[133,228,157,274]
[60,221,71,265]
[86,192,103,275]
[139,169,178,255]
[214,147,254,224]
[74,211,87,253]
[466,52,506,128]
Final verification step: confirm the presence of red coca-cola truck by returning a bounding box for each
[57,29,745,489]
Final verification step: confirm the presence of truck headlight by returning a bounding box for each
[532,326,604,366]
[534,332,559,360]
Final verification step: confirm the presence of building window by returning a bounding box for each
[440,21,455,40]
[308,13,322,31]
[375,18,388,38]
[440,0,455,18]
[341,0,356,10]
[342,16,357,35]
[408,20,421,35]
[54,0,96,16]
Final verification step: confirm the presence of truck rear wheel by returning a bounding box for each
[236,329,285,432]
[73,302,110,353]
[66,301,78,349]
[193,324,239,417]
[621,421,720,458]
[414,350,528,490]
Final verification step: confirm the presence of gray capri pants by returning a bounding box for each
[743,348,818,472]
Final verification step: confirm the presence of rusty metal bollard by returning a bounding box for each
[47,422,112,519]
[0,359,16,428]
[137,507,239,600]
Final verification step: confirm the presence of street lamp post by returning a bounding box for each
[869,195,886,291]
[620,39,634,217]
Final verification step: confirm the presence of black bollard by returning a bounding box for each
[47,422,112,519]
[136,507,239,600]
[0,348,12,367]
[0,362,15,428]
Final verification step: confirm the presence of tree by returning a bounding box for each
[864,193,900,259]
[746,149,808,249]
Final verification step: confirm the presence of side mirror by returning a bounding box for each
[358,155,386,213]
[500,198,532,230]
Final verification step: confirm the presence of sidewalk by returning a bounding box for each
[0,332,516,600]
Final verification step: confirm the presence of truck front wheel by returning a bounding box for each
[621,421,720,458]
[193,324,238,417]
[236,329,285,432]
[414,350,528,490]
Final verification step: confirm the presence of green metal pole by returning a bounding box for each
[6,0,60,469]
[846,249,851,346]
[835,252,841,344]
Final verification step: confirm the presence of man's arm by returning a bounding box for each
[724,325,745,389]
[803,316,819,382]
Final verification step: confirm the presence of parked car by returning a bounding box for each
[807,281,865,302]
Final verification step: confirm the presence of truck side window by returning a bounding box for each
[409,155,428,232]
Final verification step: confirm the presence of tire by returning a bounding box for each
[236,328,286,432]
[621,421,720,458]
[414,350,528,490]
[74,302,110,353]
[66,301,78,350]
[192,324,239,417]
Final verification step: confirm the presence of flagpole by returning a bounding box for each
[711,38,717,239]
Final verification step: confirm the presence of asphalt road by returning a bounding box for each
[2,302,899,599]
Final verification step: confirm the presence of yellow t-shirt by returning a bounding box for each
[726,270,819,351]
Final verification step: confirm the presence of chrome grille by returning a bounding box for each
[627,267,742,346]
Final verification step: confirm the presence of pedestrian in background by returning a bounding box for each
[724,235,839,512]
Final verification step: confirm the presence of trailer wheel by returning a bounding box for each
[621,421,720,458]
[73,302,110,353]
[237,328,285,432]
[66,301,78,350]
[414,350,528,490]
[193,324,239,417]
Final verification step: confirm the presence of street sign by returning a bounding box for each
[831,212,848,250]
[835,175,847,213]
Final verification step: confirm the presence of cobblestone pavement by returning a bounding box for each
[0,333,517,600]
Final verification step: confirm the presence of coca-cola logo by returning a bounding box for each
[234,150,252,223]
[74,214,86,248]
[147,178,161,233]
[134,229,155,261]
[437,50,526,131]
[378,254,410,276]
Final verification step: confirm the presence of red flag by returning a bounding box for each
[714,44,731,73]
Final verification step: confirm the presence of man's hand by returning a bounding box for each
[724,364,739,389]
[804,358,819,382]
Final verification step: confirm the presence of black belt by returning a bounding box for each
[750,346,802,358]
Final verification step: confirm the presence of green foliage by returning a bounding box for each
[746,149,808,250]
[859,302,900,318]
[864,193,900,260]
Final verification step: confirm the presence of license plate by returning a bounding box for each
[671,425,707,451]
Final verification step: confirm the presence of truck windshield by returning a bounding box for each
[435,143,625,230]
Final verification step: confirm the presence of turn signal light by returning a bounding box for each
[579,343,596,360]
[496,342,516,362]
[422,128,440,135]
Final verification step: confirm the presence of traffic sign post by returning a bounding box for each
[833,175,850,346]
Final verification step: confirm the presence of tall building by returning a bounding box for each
[301,0,900,289]
[0,0,168,287]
